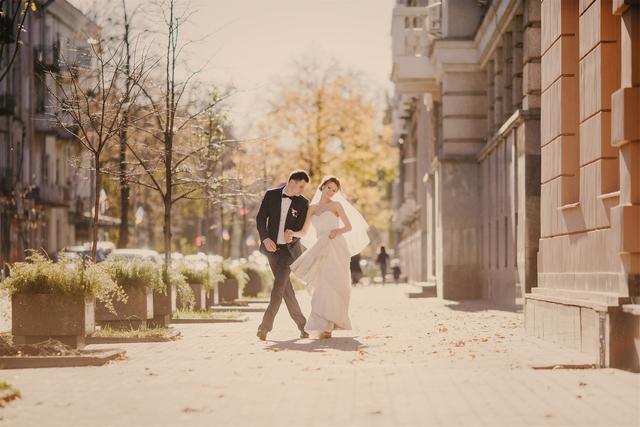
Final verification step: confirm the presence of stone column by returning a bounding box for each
[416,99,430,283]
[438,70,486,299]
[493,48,505,132]
[523,0,542,110]
[512,14,525,110]
[487,59,495,135]
[503,31,514,119]
[516,114,541,294]
[611,1,640,297]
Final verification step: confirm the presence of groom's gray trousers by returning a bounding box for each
[258,244,307,332]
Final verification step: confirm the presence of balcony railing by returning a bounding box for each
[391,2,441,87]
[392,3,441,59]
[0,94,16,115]
[34,183,71,207]
[34,42,61,72]
[35,41,93,74]
[0,168,14,196]
[34,112,80,139]
[0,16,16,44]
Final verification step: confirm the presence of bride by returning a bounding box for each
[286,176,369,339]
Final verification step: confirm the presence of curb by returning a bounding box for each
[86,329,181,344]
[171,315,249,324]
[0,349,126,369]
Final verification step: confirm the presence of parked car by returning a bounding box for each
[182,254,208,272]
[207,254,224,265]
[159,252,184,262]
[84,241,116,256]
[107,249,163,264]
[57,246,108,263]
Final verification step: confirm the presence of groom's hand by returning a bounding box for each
[263,238,277,252]
[284,229,294,243]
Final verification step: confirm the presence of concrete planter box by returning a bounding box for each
[95,286,154,329]
[218,278,239,303]
[205,287,215,310]
[177,283,206,311]
[189,283,206,310]
[242,270,263,297]
[150,285,176,327]
[11,294,95,349]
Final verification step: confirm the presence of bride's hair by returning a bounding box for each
[320,176,341,191]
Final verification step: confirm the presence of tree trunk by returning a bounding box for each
[163,196,171,271]
[117,119,130,248]
[91,155,101,262]
[117,0,132,249]
[241,197,247,258]
[163,136,173,269]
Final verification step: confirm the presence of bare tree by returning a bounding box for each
[45,37,151,261]
[125,0,232,270]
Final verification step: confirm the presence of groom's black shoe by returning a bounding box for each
[256,329,267,341]
[299,330,309,339]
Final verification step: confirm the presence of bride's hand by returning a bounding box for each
[329,229,338,239]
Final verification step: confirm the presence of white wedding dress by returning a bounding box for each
[290,211,352,332]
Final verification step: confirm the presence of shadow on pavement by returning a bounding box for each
[264,337,364,353]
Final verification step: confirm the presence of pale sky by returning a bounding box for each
[73,0,395,138]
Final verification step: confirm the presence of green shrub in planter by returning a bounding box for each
[204,264,225,309]
[179,264,225,310]
[2,252,124,348]
[97,260,164,328]
[106,260,165,293]
[179,265,225,291]
[240,263,273,297]
[218,263,248,303]
[220,263,249,288]
[2,252,123,310]
[170,267,194,310]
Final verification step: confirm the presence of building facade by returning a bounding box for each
[391,0,542,303]
[391,0,639,370]
[0,0,99,271]
[525,0,639,371]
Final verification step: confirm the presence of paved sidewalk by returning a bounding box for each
[1,285,639,426]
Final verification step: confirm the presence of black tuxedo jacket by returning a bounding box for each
[256,186,309,258]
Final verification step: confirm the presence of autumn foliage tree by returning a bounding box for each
[257,57,396,243]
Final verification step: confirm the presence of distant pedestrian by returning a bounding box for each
[350,254,363,285]
[376,246,390,284]
[391,258,401,284]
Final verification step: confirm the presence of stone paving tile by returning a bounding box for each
[1,284,639,427]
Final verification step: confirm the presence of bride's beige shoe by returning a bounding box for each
[319,331,332,339]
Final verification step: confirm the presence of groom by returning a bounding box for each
[256,170,310,341]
